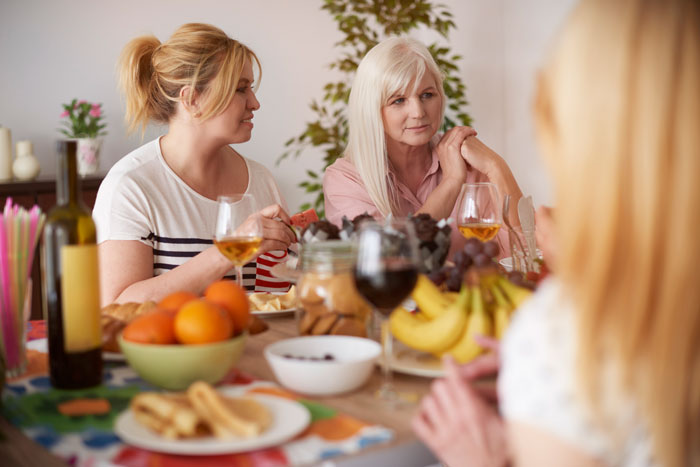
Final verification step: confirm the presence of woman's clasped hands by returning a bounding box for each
[434,126,478,183]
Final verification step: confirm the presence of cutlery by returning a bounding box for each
[502,194,528,272]
[517,196,537,268]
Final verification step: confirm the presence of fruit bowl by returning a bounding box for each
[118,333,247,390]
[264,335,381,396]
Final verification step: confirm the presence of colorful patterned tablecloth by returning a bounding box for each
[1,321,394,466]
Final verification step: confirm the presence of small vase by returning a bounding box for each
[76,138,101,176]
[12,140,40,181]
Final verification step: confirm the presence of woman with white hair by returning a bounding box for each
[323,36,522,251]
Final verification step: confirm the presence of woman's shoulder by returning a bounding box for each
[242,156,278,188]
[325,157,358,174]
[103,138,163,185]
[324,157,363,185]
[499,280,656,465]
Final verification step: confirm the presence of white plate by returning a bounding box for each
[26,337,125,362]
[498,249,543,272]
[252,308,295,317]
[114,390,310,455]
[378,342,444,378]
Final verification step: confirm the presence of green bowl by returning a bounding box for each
[118,333,247,390]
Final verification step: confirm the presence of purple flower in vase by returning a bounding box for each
[89,106,101,118]
[59,110,69,118]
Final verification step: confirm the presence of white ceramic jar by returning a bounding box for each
[12,140,40,181]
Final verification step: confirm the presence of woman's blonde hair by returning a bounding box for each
[117,23,261,134]
[345,36,446,217]
[535,0,699,465]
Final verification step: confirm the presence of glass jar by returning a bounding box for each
[296,241,371,337]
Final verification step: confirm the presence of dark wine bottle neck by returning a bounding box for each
[56,140,81,206]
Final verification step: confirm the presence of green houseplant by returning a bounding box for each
[279,0,473,214]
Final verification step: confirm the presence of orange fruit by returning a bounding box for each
[158,291,198,312]
[122,309,177,344]
[204,280,250,335]
[174,299,234,345]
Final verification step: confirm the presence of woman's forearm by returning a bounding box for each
[113,247,232,304]
[416,176,464,219]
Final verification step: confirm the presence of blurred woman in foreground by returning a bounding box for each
[412,0,700,465]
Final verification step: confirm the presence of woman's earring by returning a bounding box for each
[193,111,202,118]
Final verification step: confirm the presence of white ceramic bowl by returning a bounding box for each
[264,335,381,396]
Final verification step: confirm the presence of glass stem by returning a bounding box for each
[380,317,393,391]
[236,265,244,289]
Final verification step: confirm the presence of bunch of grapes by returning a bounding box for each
[428,237,535,291]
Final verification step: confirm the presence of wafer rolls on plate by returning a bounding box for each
[187,381,271,438]
[130,393,205,439]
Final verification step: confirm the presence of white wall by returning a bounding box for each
[0,0,576,211]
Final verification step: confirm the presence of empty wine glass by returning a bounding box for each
[214,194,263,289]
[455,182,502,242]
[353,218,420,403]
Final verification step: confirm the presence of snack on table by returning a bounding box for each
[101,301,158,352]
[248,286,296,312]
[130,381,271,440]
[339,213,375,240]
[102,301,157,322]
[187,381,271,438]
[131,392,205,439]
[300,220,340,244]
[409,213,452,274]
[297,271,370,337]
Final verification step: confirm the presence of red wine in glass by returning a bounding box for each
[354,265,418,314]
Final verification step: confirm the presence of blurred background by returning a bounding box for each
[0,0,576,211]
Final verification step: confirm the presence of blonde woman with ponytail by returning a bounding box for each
[412,0,700,466]
[323,36,522,254]
[93,23,296,305]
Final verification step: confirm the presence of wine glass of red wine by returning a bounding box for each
[353,218,420,403]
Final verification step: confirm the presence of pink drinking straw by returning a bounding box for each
[0,211,19,369]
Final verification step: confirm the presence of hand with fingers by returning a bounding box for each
[238,204,297,255]
[435,126,478,183]
[412,336,508,467]
[460,136,504,177]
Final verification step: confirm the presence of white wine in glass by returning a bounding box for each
[214,194,263,288]
[456,182,502,242]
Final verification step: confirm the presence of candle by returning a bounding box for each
[0,127,12,182]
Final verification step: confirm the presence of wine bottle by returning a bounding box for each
[41,140,102,389]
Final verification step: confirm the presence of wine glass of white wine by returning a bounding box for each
[455,182,502,242]
[214,194,263,289]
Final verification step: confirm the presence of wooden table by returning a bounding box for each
[0,315,438,466]
[239,316,434,445]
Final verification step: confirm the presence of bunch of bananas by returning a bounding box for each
[389,271,533,364]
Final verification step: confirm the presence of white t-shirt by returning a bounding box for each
[499,280,656,466]
[92,137,290,292]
